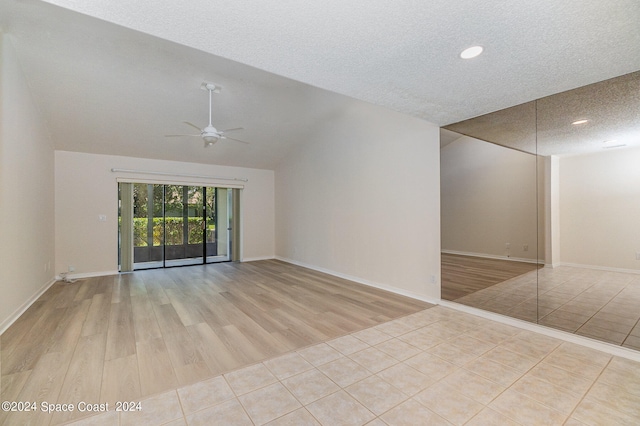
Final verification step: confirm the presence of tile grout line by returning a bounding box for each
[572,283,631,343]
[451,332,545,426]
[224,370,271,426]
[194,310,632,423]
[174,389,188,426]
[563,355,613,424]
[621,316,640,349]
[191,312,424,424]
[490,342,589,425]
[273,312,497,424]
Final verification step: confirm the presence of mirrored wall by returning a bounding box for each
[441,71,640,351]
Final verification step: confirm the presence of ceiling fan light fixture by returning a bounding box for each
[203,135,219,144]
[166,82,249,147]
[460,45,483,59]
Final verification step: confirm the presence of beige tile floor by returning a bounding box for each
[455,266,640,350]
[61,306,640,425]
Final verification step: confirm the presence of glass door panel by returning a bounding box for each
[205,187,232,262]
[133,183,164,269]
[151,184,165,261]
[163,184,184,263]
[164,185,204,266]
[185,186,205,262]
[205,187,217,258]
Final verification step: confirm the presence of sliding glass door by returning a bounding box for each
[132,183,164,268]
[164,185,204,266]
[206,188,232,262]
[119,183,235,271]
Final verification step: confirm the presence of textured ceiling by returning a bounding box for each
[1,1,353,169]
[2,0,640,167]
[444,71,640,157]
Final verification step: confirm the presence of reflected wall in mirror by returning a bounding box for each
[440,129,541,322]
[441,70,640,351]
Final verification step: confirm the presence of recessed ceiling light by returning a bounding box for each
[571,119,589,125]
[460,46,483,59]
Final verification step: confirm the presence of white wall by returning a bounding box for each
[544,155,560,266]
[275,100,441,301]
[441,136,538,261]
[0,34,56,333]
[559,147,640,271]
[55,151,275,276]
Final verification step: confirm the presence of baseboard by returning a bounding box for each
[0,277,57,336]
[275,256,441,305]
[242,256,276,262]
[442,251,640,274]
[557,262,640,275]
[57,270,120,280]
[442,249,542,265]
[439,300,640,362]
[276,255,640,362]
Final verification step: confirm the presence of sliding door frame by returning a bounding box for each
[118,179,243,271]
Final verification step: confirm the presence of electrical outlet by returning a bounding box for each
[68,265,75,272]
[430,275,436,284]
[636,252,640,260]
[523,244,529,252]
[505,243,510,249]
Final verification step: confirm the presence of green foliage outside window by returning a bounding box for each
[133,218,213,247]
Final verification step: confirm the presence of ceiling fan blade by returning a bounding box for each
[222,136,250,144]
[183,121,202,131]
[220,127,244,134]
[173,85,247,147]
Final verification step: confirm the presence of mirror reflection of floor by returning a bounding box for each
[442,254,640,351]
[441,253,540,301]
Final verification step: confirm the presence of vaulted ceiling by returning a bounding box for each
[2,0,639,168]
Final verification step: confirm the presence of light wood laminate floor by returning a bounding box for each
[0,260,431,425]
[441,253,541,301]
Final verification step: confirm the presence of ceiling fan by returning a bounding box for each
[166,82,249,147]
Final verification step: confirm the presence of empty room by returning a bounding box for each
[1,1,639,425]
